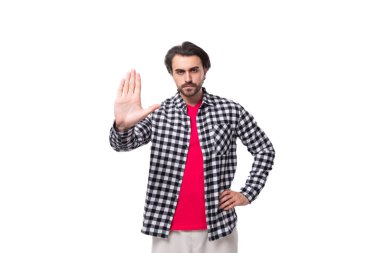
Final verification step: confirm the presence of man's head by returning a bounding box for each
[165,42,211,101]
[164,41,211,74]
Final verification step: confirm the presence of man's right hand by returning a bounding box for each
[114,69,160,132]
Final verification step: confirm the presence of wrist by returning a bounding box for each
[114,121,130,132]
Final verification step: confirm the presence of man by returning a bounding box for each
[109,41,275,253]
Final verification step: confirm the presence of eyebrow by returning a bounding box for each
[174,66,200,72]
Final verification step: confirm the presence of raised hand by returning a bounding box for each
[114,69,160,131]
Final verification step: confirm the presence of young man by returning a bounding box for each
[109,42,275,253]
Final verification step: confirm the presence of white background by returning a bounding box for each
[1,0,379,252]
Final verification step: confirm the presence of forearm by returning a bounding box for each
[109,122,135,151]
[240,145,275,203]
[236,106,276,203]
[109,120,151,152]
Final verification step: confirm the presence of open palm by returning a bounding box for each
[114,69,160,131]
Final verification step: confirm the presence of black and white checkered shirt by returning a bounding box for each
[109,88,275,241]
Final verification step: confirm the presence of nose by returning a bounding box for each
[185,72,192,83]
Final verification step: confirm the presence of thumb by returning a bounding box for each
[143,103,160,116]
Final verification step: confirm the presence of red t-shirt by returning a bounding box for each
[170,99,207,230]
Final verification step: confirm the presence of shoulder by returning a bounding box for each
[206,92,257,125]
[150,94,177,118]
[207,92,244,112]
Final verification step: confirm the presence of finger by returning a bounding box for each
[219,190,231,199]
[117,78,125,97]
[219,194,232,205]
[220,198,234,210]
[142,104,161,118]
[122,71,131,96]
[128,69,136,94]
[222,202,236,211]
[219,193,234,205]
[134,73,141,95]
[147,104,160,113]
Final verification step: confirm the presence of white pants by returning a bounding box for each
[151,228,238,253]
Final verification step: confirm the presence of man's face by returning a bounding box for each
[171,54,207,98]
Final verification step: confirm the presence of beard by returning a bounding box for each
[178,82,203,98]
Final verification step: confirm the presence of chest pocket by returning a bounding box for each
[213,124,233,155]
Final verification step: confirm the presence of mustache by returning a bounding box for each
[181,82,196,87]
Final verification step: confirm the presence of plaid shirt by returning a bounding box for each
[109,88,275,241]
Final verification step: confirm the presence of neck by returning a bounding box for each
[181,89,203,106]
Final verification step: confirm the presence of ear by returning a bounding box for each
[203,68,208,81]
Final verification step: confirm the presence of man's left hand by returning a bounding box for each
[219,189,249,211]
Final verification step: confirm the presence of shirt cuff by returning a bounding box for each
[240,186,255,204]
[112,121,134,138]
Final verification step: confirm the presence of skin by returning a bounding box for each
[219,189,249,211]
[171,55,206,106]
[114,55,249,211]
[114,69,160,131]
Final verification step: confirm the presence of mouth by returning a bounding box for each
[182,84,195,88]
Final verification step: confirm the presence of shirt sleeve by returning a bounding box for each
[236,106,275,203]
[109,116,152,152]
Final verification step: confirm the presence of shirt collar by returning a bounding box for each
[173,88,215,111]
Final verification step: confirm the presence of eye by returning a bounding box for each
[175,70,185,75]
[191,68,199,73]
